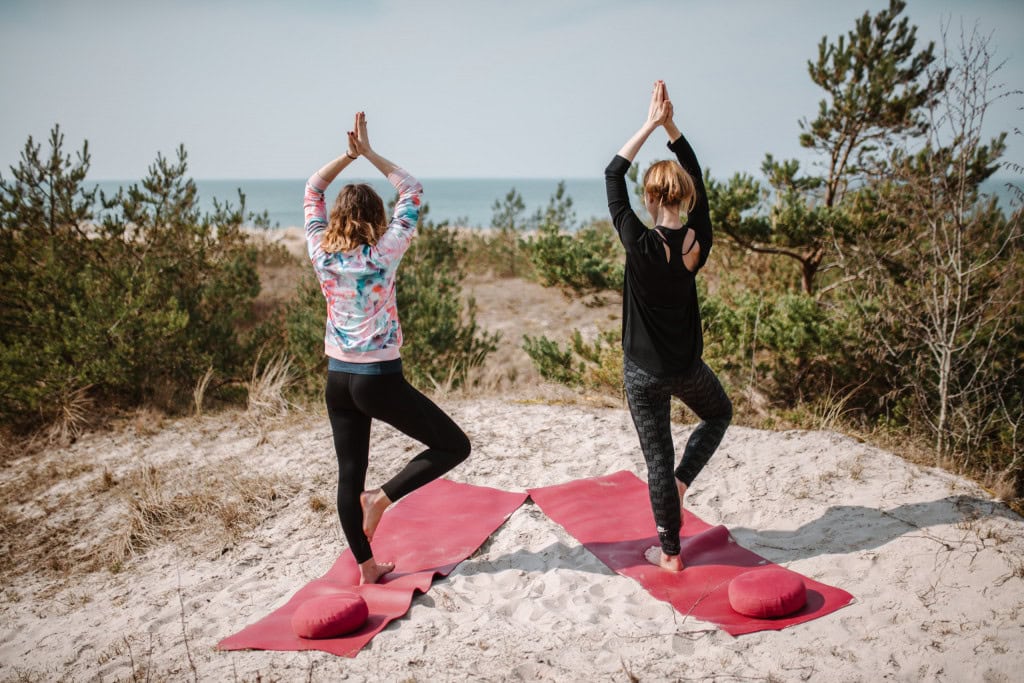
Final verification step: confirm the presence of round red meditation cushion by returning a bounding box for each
[291,593,369,639]
[728,568,807,618]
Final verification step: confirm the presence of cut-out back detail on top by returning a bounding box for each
[654,227,699,271]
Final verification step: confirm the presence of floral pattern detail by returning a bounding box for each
[304,168,422,361]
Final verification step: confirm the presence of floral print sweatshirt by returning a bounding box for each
[304,168,422,362]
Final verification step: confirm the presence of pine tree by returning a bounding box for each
[714,0,948,294]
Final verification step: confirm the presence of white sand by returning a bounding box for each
[2,398,1022,681]
[255,225,307,259]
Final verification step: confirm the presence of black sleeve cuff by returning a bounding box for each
[605,154,631,176]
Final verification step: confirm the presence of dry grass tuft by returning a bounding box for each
[95,467,117,493]
[988,471,1019,502]
[308,494,329,513]
[247,352,294,432]
[132,406,166,437]
[1,442,299,581]
[109,458,298,565]
[811,382,861,432]
[192,366,215,417]
[426,361,464,399]
[2,669,47,683]
[44,384,94,446]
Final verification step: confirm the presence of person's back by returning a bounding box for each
[302,112,470,586]
[306,168,420,363]
[605,80,732,573]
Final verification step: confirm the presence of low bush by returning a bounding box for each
[522,329,622,394]
[466,188,534,279]
[0,126,265,434]
[396,211,501,390]
[527,181,624,299]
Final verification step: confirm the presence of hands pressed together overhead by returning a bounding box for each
[646,80,674,130]
[347,111,373,159]
[333,110,399,179]
[616,80,681,163]
[314,109,399,185]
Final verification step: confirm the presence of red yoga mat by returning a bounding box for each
[218,478,527,657]
[528,470,854,636]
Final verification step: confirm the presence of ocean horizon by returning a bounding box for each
[93,176,1020,230]
[93,178,612,230]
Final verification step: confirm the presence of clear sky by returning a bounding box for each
[1,0,1022,180]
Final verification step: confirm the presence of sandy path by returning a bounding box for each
[1,399,1022,681]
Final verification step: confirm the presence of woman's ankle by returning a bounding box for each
[644,546,684,571]
[365,488,392,509]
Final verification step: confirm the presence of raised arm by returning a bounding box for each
[662,94,712,270]
[350,111,423,260]
[304,118,361,257]
[606,81,673,248]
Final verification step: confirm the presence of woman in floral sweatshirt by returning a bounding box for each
[304,112,471,584]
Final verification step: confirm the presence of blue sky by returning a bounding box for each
[1,0,1022,180]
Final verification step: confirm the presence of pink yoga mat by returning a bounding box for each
[218,478,527,657]
[529,470,853,636]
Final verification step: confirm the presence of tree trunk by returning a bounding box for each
[801,246,824,295]
[936,346,950,464]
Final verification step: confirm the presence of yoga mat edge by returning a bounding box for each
[218,478,527,657]
[528,470,854,636]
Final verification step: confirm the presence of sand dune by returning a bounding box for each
[1,397,1022,681]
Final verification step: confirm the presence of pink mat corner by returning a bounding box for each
[218,478,527,657]
[528,470,853,636]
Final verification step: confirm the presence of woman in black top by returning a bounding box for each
[605,81,732,572]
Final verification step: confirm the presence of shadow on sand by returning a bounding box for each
[728,494,1021,563]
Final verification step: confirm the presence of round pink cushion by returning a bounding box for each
[728,568,807,618]
[291,593,369,639]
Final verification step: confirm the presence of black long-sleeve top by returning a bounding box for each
[605,133,712,377]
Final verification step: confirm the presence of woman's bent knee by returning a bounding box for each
[719,397,733,424]
[452,432,472,463]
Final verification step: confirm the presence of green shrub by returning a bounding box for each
[522,329,622,393]
[527,182,624,298]
[256,273,328,397]
[485,188,533,278]
[0,126,264,431]
[701,282,866,405]
[522,334,583,386]
[397,211,500,389]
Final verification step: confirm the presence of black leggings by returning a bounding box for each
[325,370,471,563]
[623,356,732,556]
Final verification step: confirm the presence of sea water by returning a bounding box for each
[94,178,612,230]
[93,176,1018,231]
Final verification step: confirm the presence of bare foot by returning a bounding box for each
[676,479,688,521]
[358,557,395,585]
[360,488,392,541]
[644,546,684,572]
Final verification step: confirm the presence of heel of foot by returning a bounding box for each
[644,545,684,572]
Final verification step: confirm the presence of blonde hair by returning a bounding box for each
[322,183,387,253]
[643,160,697,214]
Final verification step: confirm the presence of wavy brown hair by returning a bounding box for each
[322,184,388,253]
[643,160,697,214]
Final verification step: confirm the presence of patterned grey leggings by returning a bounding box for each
[624,355,732,556]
